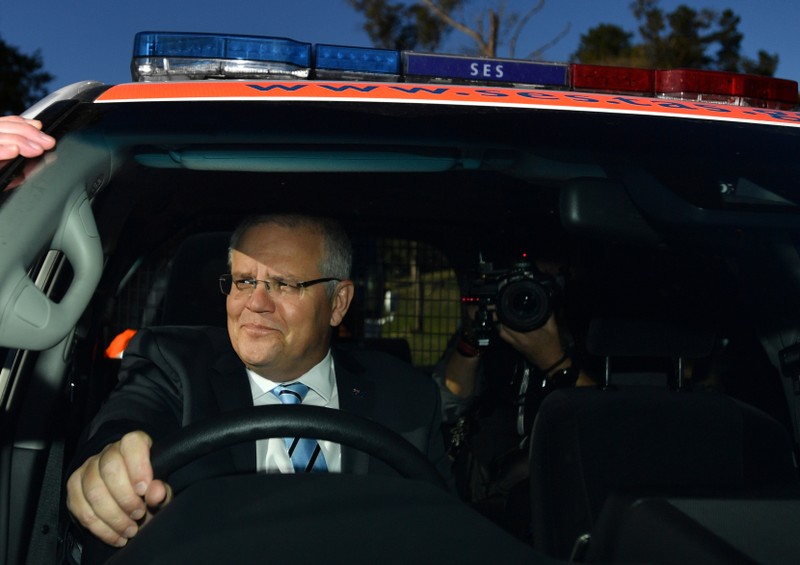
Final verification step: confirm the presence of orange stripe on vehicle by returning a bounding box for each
[96,81,800,128]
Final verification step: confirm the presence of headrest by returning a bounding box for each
[587,317,715,359]
[159,232,231,327]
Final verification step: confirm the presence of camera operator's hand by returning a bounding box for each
[441,304,484,399]
[461,304,479,336]
[499,315,593,386]
[498,313,564,371]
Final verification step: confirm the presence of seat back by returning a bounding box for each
[585,490,800,564]
[529,318,798,560]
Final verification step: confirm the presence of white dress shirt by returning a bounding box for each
[247,350,342,473]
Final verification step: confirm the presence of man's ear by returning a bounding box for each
[329,280,354,327]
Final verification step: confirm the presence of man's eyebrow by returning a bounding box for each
[270,273,303,283]
[230,271,300,281]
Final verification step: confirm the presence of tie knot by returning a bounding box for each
[272,382,310,405]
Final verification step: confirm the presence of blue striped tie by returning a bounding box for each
[272,382,328,473]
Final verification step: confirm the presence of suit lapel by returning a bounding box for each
[205,341,378,475]
[208,347,256,473]
[333,349,375,474]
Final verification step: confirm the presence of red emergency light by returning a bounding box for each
[570,63,798,110]
[571,64,655,95]
[656,69,798,110]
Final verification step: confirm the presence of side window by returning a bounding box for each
[350,237,460,370]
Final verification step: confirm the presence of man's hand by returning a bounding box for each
[66,431,172,547]
[0,116,56,163]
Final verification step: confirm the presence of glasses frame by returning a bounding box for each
[219,274,340,297]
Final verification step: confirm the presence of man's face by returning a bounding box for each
[226,222,352,381]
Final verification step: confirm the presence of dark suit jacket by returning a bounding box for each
[71,325,450,490]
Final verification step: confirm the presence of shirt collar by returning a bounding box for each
[247,350,335,402]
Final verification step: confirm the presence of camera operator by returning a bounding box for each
[432,258,593,541]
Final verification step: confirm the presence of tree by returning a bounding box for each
[345,0,570,58]
[345,0,464,51]
[0,37,53,115]
[573,0,779,76]
[571,24,643,68]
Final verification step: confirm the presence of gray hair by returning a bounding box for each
[228,214,352,296]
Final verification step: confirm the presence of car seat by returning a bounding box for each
[528,317,798,560]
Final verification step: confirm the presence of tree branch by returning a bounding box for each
[419,0,489,54]
[509,0,546,58]
[527,22,571,60]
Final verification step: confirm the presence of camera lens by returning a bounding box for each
[496,279,552,332]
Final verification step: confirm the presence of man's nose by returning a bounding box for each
[245,283,276,311]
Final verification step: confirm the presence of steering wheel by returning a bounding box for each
[149,404,447,490]
[103,407,545,565]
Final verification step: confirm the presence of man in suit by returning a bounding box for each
[65,214,450,553]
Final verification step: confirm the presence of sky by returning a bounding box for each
[2,0,799,92]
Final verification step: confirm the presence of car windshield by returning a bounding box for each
[3,77,800,565]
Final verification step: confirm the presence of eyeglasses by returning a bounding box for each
[219,274,340,299]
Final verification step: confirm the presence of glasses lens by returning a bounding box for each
[219,276,332,298]
[219,275,232,295]
[235,280,260,293]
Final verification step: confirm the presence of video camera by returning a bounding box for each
[462,257,559,347]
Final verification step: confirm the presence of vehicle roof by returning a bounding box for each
[85,79,800,129]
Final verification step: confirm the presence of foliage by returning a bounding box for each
[0,37,54,115]
[345,0,465,51]
[345,0,569,58]
[573,0,779,76]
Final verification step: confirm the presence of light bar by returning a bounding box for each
[403,52,569,87]
[128,31,798,110]
[656,69,799,110]
[314,44,400,81]
[132,31,311,81]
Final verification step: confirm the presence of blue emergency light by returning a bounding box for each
[403,52,569,87]
[132,32,311,81]
[314,44,400,80]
